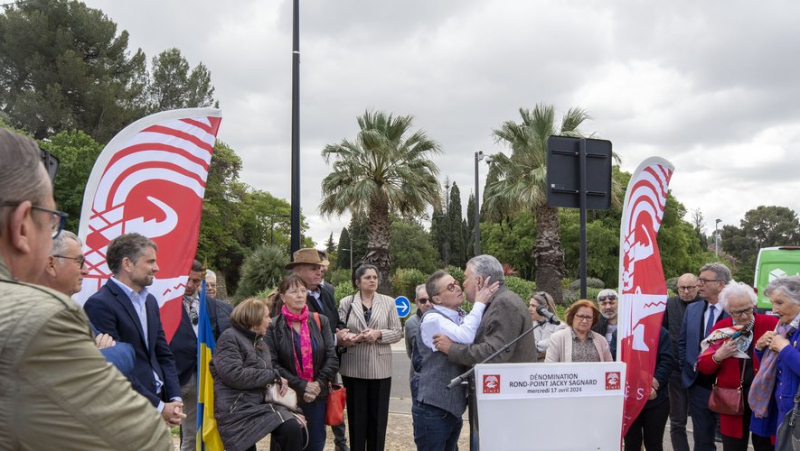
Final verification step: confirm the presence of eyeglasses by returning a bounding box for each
[54,255,86,269]
[446,281,462,293]
[416,298,429,304]
[698,278,720,285]
[729,307,754,317]
[206,282,217,288]
[1,201,68,238]
[678,285,697,291]
[575,314,594,322]
[598,295,617,303]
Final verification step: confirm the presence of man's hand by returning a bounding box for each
[161,401,186,426]
[433,334,453,354]
[94,333,116,350]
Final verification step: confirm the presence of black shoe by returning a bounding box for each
[335,445,350,451]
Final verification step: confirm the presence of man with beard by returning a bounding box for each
[84,233,185,427]
[592,289,619,346]
[662,273,701,451]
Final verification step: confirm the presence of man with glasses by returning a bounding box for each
[679,263,732,451]
[592,289,619,346]
[0,128,171,449]
[168,259,232,451]
[662,273,701,451]
[405,284,432,395]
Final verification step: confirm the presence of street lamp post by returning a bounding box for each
[474,151,493,256]
[715,218,722,257]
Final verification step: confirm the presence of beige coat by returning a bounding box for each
[338,292,403,379]
[0,256,171,450]
[544,327,614,363]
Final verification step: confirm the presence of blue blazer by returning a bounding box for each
[678,300,729,388]
[88,321,135,377]
[84,280,182,407]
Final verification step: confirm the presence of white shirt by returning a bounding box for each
[420,303,486,351]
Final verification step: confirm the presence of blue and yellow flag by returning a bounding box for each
[197,281,224,450]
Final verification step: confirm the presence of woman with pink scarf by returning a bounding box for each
[266,274,339,451]
[749,275,800,448]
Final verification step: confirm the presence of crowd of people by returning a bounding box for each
[5,124,800,451]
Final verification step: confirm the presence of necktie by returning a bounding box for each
[705,305,716,337]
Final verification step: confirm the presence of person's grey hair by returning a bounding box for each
[51,231,81,257]
[426,270,450,301]
[717,281,757,311]
[467,254,504,284]
[0,129,50,233]
[415,284,427,299]
[206,269,217,281]
[765,276,800,306]
[106,233,158,275]
[699,262,732,284]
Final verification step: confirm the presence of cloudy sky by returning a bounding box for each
[82,0,800,247]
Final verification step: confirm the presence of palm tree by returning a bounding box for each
[320,111,441,294]
[484,104,591,304]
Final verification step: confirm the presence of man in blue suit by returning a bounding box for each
[84,233,185,427]
[678,262,731,451]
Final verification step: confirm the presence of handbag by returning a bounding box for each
[325,383,347,426]
[708,359,745,416]
[777,382,800,450]
[265,383,298,411]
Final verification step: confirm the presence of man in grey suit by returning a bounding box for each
[433,254,537,450]
[405,284,432,395]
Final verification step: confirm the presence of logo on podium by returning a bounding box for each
[605,372,621,390]
[483,374,501,394]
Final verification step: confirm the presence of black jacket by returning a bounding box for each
[169,296,233,386]
[661,295,700,361]
[611,327,675,408]
[265,312,339,398]
[307,282,344,331]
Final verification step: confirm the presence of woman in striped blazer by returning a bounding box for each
[336,264,402,451]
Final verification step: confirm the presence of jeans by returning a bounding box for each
[668,371,690,451]
[688,384,719,451]
[301,396,328,451]
[412,401,462,451]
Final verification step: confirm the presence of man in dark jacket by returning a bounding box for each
[661,273,700,451]
[169,259,232,451]
[592,289,619,346]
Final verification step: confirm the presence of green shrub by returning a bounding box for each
[666,277,678,294]
[504,276,537,301]
[562,287,605,304]
[392,268,428,299]
[235,245,287,302]
[333,283,356,308]
[446,266,465,285]
[329,268,352,289]
[569,277,605,291]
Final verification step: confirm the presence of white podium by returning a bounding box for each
[475,362,626,451]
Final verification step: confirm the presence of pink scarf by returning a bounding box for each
[281,305,314,382]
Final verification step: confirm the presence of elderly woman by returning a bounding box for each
[750,276,800,447]
[266,275,338,451]
[697,281,777,451]
[211,298,305,451]
[336,264,402,451]
[529,291,566,360]
[545,299,613,362]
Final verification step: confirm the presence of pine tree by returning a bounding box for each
[448,182,465,267]
[466,193,476,259]
[337,228,351,269]
[325,233,336,253]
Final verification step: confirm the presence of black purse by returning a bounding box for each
[777,381,800,450]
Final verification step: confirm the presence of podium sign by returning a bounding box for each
[475,362,626,450]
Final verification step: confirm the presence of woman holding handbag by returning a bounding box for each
[697,281,777,450]
[266,274,339,451]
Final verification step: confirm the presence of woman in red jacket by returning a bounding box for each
[697,281,778,451]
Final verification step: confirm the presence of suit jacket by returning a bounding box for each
[88,320,135,377]
[545,328,613,362]
[447,286,538,367]
[308,282,343,331]
[84,280,182,407]
[678,299,729,388]
[169,296,233,386]
[338,292,403,379]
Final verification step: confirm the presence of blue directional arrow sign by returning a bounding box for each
[395,296,411,318]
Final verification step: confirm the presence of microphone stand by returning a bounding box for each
[447,319,558,389]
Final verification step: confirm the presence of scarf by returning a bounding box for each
[282,305,314,382]
[699,320,754,360]
[749,312,800,418]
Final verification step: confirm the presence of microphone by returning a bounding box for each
[536,305,561,325]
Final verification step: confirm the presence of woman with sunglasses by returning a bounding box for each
[528,291,566,360]
[545,299,613,363]
[697,281,777,450]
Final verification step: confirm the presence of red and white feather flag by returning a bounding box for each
[75,108,223,342]
[617,157,674,436]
